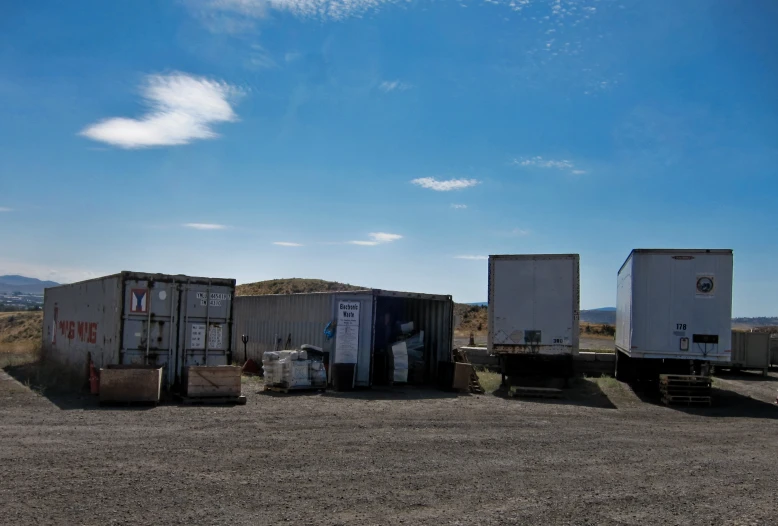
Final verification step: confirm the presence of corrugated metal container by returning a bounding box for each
[727,331,770,374]
[487,254,580,357]
[771,337,778,367]
[43,271,236,388]
[616,249,733,362]
[232,289,454,387]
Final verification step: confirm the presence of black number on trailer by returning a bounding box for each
[676,323,687,330]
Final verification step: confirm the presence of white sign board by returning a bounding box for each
[335,301,360,364]
[191,324,223,349]
[208,325,223,349]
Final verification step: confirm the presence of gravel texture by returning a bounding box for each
[1,369,777,526]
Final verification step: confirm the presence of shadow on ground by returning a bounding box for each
[492,376,618,410]
[630,382,778,419]
[259,385,462,401]
[715,370,777,382]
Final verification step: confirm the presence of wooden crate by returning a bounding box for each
[99,365,162,404]
[184,366,242,398]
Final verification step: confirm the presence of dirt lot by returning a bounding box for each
[1,367,777,526]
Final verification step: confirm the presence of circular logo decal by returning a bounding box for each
[696,277,714,294]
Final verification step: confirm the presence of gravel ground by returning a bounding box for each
[1,368,777,526]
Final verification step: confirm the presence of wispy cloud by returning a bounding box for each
[191,0,400,23]
[514,156,573,169]
[183,223,229,230]
[454,255,488,260]
[0,207,12,212]
[348,232,402,246]
[273,241,303,247]
[512,156,589,175]
[411,177,480,192]
[451,204,468,209]
[247,44,276,69]
[80,72,241,149]
[284,51,302,63]
[379,80,412,92]
[509,228,530,237]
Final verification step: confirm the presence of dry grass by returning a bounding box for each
[1,312,43,370]
[476,369,502,394]
[236,278,366,296]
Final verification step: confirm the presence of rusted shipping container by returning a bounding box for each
[42,271,236,388]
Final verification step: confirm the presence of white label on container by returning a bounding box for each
[335,301,360,364]
[191,324,206,350]
[208,325,223,349]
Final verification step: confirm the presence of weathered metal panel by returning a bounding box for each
[729,332,770,371]
[616,249,733,362]
[232,293,336,362]
[43,274,123,384]
[43,271,236,388]
[488,254,580,357]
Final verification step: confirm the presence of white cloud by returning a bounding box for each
[183,223,229,230]
[80,72,241,149]
[379,80,412,92]
[451,204,468,209]
[571,169,588,175]
[510,228,530,237]
[0,207,12,212]
[411,177,480,192]
[273,241,303,247]
[454,255,488,260]
[348,232,402,246]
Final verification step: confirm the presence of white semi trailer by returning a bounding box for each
[615,249,733,381]
[488,254,580,383]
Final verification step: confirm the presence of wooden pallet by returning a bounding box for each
[177,395,247,405]
[659,374,711,386]
[661,394,711,407]
[510,386,563,399]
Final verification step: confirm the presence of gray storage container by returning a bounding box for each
[43,271,236,388]
[233,289,454,387]
[727,331,770,375]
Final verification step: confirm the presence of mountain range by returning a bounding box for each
[0,275,60,294]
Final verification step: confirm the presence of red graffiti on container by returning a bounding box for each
[58,320,98,344]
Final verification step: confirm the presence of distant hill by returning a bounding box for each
[236,278,366,296]
[0,275,59,294]
[580,309,616,324]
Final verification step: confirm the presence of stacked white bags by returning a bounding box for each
[262,350,326,389]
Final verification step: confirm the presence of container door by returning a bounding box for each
[177,282,233,380]
[121,279,179,386]
[332,294,374,387]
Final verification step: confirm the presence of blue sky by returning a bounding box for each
[0,0,776,316]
